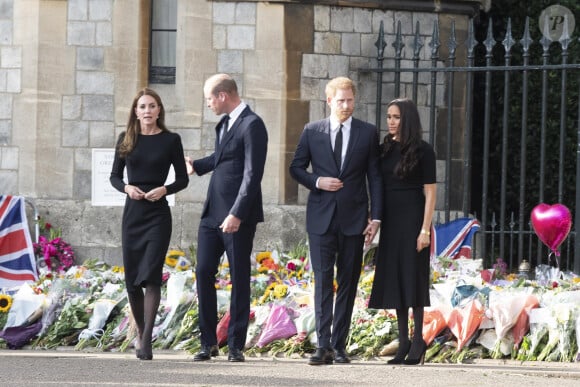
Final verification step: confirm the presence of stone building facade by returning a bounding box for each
[0,0,484,265]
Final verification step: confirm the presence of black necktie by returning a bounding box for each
[334,124,343,170]
[219,115,230,143]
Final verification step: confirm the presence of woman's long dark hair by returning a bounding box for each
[382,98,423,178]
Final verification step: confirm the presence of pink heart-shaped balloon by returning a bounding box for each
[530,203,572,256]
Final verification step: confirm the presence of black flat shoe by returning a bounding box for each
[387,340,411,365]
[403,339,427,365]
[193,345,219,361]
[228,348,245,362]
[308,348,334,365]
[334,349,351,364]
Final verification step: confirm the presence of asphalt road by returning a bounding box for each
[1,349,580,386]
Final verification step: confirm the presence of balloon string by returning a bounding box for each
[548,251,560,269]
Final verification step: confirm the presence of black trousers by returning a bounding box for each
[308,215,364,350]
[196,217,256,350]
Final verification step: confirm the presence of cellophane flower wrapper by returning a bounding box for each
[216,310,230,347]
[294,307,315,339]
[510,294,539,350]
[170,305,199,350]
[156,271,189,337]
[256,303,297,348]
[423,308,447,346]
[535,264,561,286]
[4,284,45,328]
[447,298,484,351]
[34,291,91,348]
[245,304,271,348]
[525,307,550,360]
[347,308,396,358]
[155,292,196,349]
[38,278,89,337]
[476,329,512,356]
[77,298,121,342]
[547,302,578,362]
[488,290,532,358]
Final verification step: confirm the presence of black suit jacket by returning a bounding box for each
[194,106,268,225]
[289,117,382,236]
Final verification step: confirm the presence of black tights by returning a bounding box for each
[396,307,424,343]
[127,284,161,354]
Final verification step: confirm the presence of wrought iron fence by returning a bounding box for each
[361,17,580,274]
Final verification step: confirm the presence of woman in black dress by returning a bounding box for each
[110,88,189,360]
[368,98,436,365]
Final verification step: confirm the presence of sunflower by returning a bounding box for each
[0,294,13,313]
[255,251,272,264]
[165,249,185,267]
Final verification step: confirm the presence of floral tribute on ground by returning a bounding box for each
[0,233,580,362]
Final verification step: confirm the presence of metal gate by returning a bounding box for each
[362,17,580,274]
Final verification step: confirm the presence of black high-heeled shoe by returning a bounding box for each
[136,349,153,360]
[387,340,411,365]
[403,339,426,365]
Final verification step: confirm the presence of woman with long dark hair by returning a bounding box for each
[368,98,436,365]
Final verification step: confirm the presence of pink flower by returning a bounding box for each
[286,262,297,271]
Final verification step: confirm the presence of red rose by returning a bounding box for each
[480,270,492,283]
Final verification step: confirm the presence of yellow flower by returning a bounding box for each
[167,249,185,257]
[273,284,288,299]
[432,271,440,283]
[0,294,13,313]
[506,273,518,281]
[255,251,272,264]
[259,289,271,304]
[573,277,580,284]
[165,249,185,267]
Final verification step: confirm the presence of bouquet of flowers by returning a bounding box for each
[33,217,75,273]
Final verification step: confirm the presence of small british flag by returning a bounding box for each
[0,195,38,288]
[430,217,480,260]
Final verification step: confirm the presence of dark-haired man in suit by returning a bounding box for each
[186,73,268,362]
[289,76,382,365]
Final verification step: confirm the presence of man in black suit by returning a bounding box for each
[186,73,268,362]
[289,76,382,365]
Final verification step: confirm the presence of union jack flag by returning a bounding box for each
[0,195,38,288]
[430,217,480,260]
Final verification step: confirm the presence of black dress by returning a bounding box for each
[368,140,436,309]
[110,131,189,292]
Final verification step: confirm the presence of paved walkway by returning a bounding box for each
[1,349,580,386]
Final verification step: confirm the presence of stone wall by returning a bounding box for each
[1,0,481,266]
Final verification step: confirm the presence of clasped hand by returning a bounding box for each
[318,177,343,191]
[125,184,166,202]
